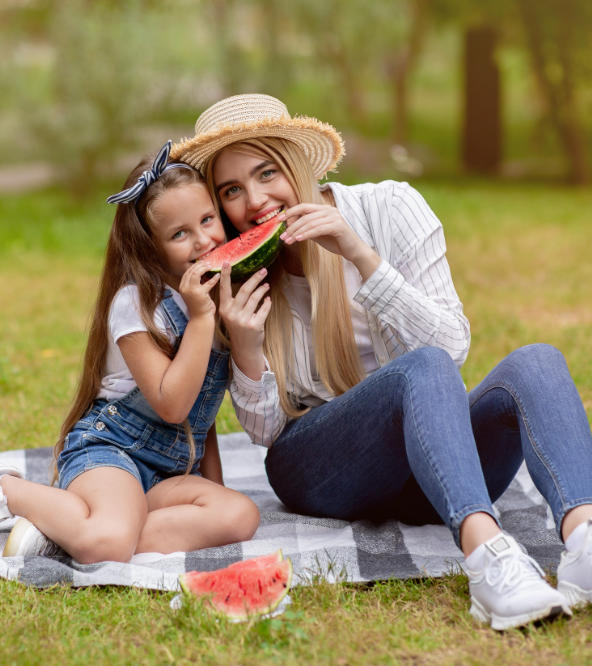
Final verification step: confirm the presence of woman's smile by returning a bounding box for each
[251,206,285,226]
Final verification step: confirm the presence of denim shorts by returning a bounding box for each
[57,398,206,493]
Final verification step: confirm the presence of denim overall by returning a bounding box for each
[58,290,229,492]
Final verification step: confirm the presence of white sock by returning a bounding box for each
[565,521,590,552]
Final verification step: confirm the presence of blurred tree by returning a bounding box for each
[516,0,590,184]
[282,0,427,142]
[383,0,429,145]
[10,0,163,195]
[287,0,371,125]
[205,0,249,96]
[432,0,591,183]
[250,0,296,98]
[4,0,590,185]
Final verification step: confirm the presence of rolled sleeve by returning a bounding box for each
[229,357,287,447]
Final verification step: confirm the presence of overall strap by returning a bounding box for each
[160,288,188,340]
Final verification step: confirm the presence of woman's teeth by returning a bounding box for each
[254,207,283,225]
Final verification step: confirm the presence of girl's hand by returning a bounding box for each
[218,263,271,379]
[280,203,381,280]
[179,261,220,319]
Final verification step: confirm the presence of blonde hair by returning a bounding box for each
[53,156,209,481]
[205,137,362,418]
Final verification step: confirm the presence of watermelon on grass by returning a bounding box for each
[199,215,286,280]
[179,549,293,621]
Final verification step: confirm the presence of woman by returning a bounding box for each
[170,94,592,629]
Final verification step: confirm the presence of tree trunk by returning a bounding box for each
[461,25,502,173]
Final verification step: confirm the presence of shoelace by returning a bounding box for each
[485,549,545,594]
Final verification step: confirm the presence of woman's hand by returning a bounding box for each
[178,261,220,319]
[218,264,271,380]
[280,203,381,280]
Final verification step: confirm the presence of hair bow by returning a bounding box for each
[106,140,193,204]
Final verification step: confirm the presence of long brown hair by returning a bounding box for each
[204,137,363,418]
[53,155,207,476]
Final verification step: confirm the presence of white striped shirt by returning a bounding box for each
[229,180,471,447]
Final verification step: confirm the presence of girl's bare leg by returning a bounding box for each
[2,470,259,558]
[1,469,147,563]
[137,474,259,553]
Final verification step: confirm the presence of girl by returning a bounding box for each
[169,94,592,630]
[0,141,259,563]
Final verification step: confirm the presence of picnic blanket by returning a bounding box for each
[0,432,563,591]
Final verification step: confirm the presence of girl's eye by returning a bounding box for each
[201,215,213,225]
[172,229,187,240]
[260,169,276,180]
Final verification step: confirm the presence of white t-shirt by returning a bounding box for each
[97,285,189,401]
[282,260,379,381]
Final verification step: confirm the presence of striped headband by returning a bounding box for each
[106,140,195,205]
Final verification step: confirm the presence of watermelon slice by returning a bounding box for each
[179,549,293,620]
[199,215,286,280]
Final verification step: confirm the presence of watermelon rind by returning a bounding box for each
[200,217,286,280]
[179,549,293,621]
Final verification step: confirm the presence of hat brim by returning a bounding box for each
[170,116,344,180]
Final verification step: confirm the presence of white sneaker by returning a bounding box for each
[0,466,23,522]
[557,519,592,608]
[2,517,64,558]
[466,533,571,630]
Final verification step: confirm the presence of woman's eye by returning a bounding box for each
[260,169,276,180]
[223,185,240,198]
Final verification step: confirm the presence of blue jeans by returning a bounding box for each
[265,344,592,547]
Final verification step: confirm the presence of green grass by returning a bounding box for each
[1,182,592,664]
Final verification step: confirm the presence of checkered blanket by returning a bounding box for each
[0,432,563,590]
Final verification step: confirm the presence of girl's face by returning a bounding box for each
[213,148,298,234]
[148,182,225,287]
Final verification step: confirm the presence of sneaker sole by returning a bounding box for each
[2,517,37,557]
[470,597,570,631]
[557,580,592,609]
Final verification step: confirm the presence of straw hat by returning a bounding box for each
[170,94,345,179]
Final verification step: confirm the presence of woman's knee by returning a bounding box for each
[393,346,457,374]
[386,346,461,394]
[509,343,563,365]
[503,343,566,384]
